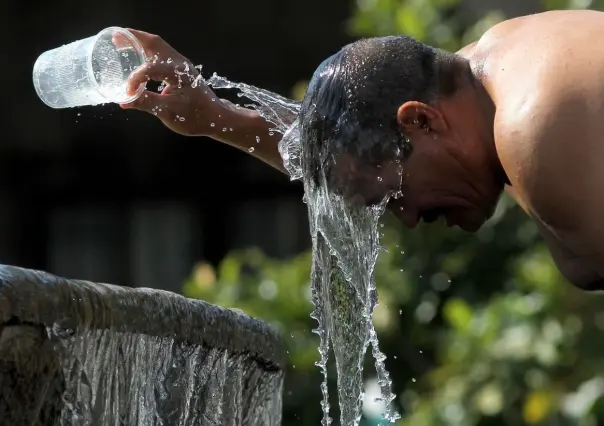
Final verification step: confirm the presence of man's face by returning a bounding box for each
[331,137,501,232]
[389,142,497,232]
[329,153,403,207]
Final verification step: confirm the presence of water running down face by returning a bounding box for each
[300,37,504,232]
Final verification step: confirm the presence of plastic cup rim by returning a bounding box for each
[86,26,147,104]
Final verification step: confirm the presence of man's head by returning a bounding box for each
[299,35,506,232]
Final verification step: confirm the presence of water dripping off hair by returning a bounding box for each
[199,67,400,425]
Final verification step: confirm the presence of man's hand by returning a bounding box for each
[119,29,227,138]
[118,29,288,173]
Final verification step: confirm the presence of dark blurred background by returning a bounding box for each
[1,0,543,289]
[7,0,604,425]
[1,0,358,290]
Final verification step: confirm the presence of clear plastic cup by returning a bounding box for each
[33,27,146,109]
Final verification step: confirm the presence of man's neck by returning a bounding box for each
[465,65,509,185]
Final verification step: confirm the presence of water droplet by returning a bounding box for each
[210,123,215,127]
[167,58,173,63]
[412,378,416,383]
[211,98,216,102]
[256,136,261,143]
[248,147,255,153]
[179,117,185,122]
[377,176,383,182]
[222,127,227,132]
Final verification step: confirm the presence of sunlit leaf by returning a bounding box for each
[523,391,553,424]
[443,298,474,331]
[218,255,241,283]
[395,4,426,42]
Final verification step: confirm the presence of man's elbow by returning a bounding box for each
[554,259,604,291]
[563,271,604,292]
[570,277,604,291]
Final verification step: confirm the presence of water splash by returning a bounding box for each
[203,72,400,424]
[206,73,300,135]
[303,140,399,426]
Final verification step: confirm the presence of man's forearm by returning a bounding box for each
[208,100,289,174]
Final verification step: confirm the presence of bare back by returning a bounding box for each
[468,10,604,287]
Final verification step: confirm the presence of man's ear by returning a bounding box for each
[396,101,447,136]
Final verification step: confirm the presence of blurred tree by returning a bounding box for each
[184,0,604,424]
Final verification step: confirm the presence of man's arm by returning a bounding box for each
[210,102,287,173]
[505,186,604,291]
[534,220,604,291]
[121,29,290,174]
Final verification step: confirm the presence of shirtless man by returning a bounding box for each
[121,9,604,291]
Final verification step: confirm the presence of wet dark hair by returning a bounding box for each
[299,35,461,186]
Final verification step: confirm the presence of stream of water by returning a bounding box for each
[202,70,401,425]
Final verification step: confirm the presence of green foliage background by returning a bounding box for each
[184,1,604,424]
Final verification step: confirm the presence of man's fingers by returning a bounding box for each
[126,60,198,95]
[126,29,162,45]
[125,29,168,57]
[120,90,173,120]
[111,32,131,50]
[126,62,176,93]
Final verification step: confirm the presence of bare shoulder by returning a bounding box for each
[484,11,604,222]
[483,10,604,275]
[478,10,604,45]
[494,77,604,239]
[455,41,477,57]
[495,91,604,279]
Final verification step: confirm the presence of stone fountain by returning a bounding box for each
[0,265,286,425]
